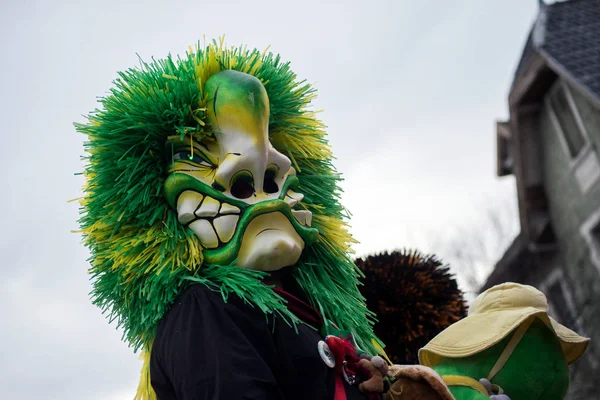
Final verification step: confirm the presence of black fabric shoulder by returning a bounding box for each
[150,283,283,400]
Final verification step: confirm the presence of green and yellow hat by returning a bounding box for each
[419,282,590,367]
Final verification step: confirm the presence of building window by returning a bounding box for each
[548,83,587,158]
[546,80,600,193]
[540,269,581,332]
[581,207,600,273]
[592,222,600,246]
[542,270,599,371]
[496,121,513,177]
[547,281,575,328]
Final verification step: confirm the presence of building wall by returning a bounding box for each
[537,79,600,399]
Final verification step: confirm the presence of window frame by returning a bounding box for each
[546,80,591,162]
[546,80,600,193]
[540,269,582,332]
[580,205,600,274]
[540,267,599,370]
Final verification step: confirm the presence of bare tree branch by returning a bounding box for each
[428,193,520,295]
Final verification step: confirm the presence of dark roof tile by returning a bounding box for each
[513,0,600,104]
[513,29,536,82]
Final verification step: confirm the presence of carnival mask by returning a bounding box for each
[164,70,318,271]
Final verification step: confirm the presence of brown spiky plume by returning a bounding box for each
[355,249,467,364]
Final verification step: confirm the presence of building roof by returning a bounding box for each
[513,29,536,84]
[512,0,600,105]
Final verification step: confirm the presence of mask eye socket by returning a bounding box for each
[173,151,211,167]
[230,172,255,199]
[263,169,279,194]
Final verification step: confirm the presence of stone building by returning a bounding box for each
[485,0,600,398]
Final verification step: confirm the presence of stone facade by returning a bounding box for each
[489,78,600,399]
[537,80,600,399]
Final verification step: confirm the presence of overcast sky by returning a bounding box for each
[1,0,538,399]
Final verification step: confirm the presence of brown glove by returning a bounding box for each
[387,365,455,400]
[358,358,385,393]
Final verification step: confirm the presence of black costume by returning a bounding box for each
[151,284,374,400]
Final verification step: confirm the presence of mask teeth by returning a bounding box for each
[177,191,204,224]
[284,195,298,208]
[177,193,243,248]
[292,210,312,227]
[284,189,304,208]
[212,214,239,244]
[181,190,310,249]
[219,202,241,215]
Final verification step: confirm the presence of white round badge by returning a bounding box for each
[317,340,335,368]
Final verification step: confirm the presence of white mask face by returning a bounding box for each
[164,70,318,270]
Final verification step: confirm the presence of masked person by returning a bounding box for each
[77,40,389,400]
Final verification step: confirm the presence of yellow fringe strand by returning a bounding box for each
[134,348,157,400]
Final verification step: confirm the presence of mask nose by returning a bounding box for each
[229,170,256,200]
[204,70,292,202]
[212,146,292,201]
